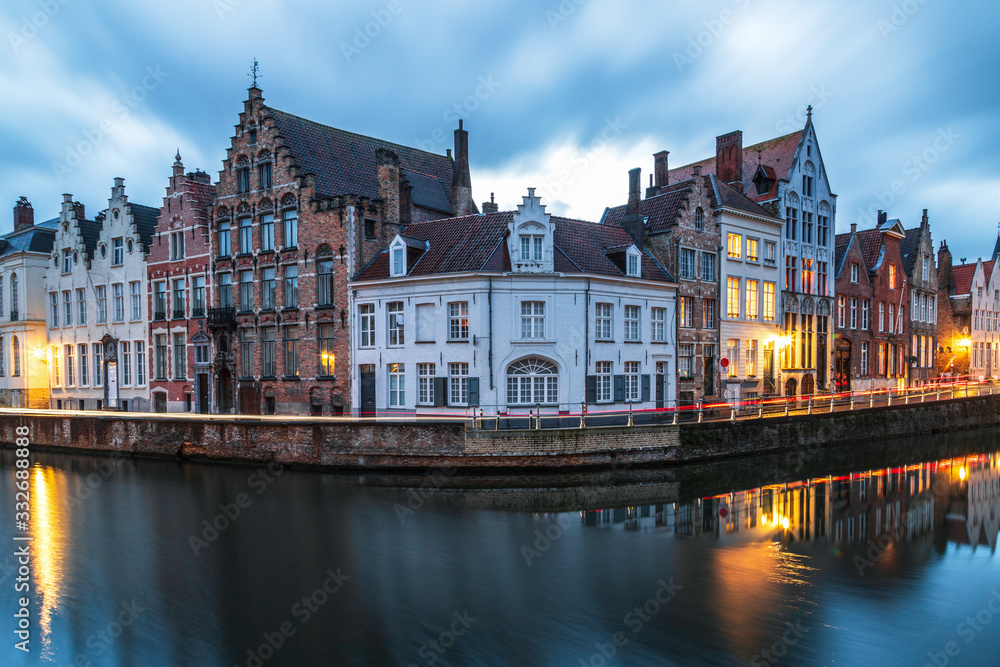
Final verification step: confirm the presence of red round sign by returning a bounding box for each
[720,358,730,368]
[719,508,728,518]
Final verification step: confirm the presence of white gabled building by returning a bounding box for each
[349,189,678,419]
[44,181,156,410]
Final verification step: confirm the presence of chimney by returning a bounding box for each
[876,210,888,228]
[112,177,126,203]
[922,208,929,228]
[938,240,953,293]
[481,193,499,213]
[850,223,857,234]
[13,197,33,232]
[716,131,743,188]
[73,201,85,221]
[61,193,73,221]
[451,119,475,216]
[621,168,646,248]
[376,148,401,239]
[653,151,669,188]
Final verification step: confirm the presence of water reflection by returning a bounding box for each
[31,465,66,660]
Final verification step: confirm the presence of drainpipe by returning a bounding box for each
[585,278,591,370]
[488,277,494,390]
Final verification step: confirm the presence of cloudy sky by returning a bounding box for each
[1,0,998,262]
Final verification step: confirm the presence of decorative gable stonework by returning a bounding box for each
[508,188,555,274]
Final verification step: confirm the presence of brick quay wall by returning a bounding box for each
[1,394,998,471]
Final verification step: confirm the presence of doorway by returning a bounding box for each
[198,374,209,414]
[835,340,852,392]
[360,365,376,415]
[217,369,233,414]
[785,377,798,397]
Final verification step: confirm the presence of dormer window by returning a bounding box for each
[390,238,406,277]
[627,254,640,277]
[520,235,543,262]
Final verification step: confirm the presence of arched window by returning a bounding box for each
[694,207,704,231]
[506,357,558,405]
[12,336,19,377]
[10,273,17,318]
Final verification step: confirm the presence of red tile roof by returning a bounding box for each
[854,229,885,272]
[951,261,995,296]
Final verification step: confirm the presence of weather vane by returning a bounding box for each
[249,58,260,87]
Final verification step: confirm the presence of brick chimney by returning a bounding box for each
[876,210,888,228]
[851,223,857,234]
[451,120,475,216]
[716,131,743,188]
[13,197,33,232]
[376,147,401,240]
[621,168,646,249]
[481,193,499,213]
[938,240,953,293]
[73,201,85,221]
[646,150,670,197]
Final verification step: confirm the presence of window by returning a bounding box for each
[746,340,758,377]
[694,207,704,230]
[318,259,334,307]
[152,281,166,320]
[786,207,798,240]
[727,277,741,318]
[922,256,930,282]
[258,162,272,190]
[595,303,613,340]
[284,265,298,308]
[113,284,125,322]
[49,292,58,327]
[418,363,435,405]
[624,305,640,341]
[678,345,694,378]
[861,342,869,375]
[130,281,141,320]
[93,343,103,387]
[679,248,695,279]
[112,238,123,265]
[63,291,72,326]
[173,333,186,380]
[284,326,299,377]
[79,343,88,386]
[364,219,376,240]
[239,218,252,254]
[627,254,639,277]
[260,214,274,252]
[507,358,557,405]
[921,294,927,323]
[239,270,254,312]
[817,262,828,295]
[747,238,759,262]
[802,211,814,244]
[850,298,858,329]
[745,280,759,321]
[704,299,716,328]
[817,215,829,246]
[192,276,206,317]
[237,167,250,193]
[416,303,435,342]
[520,301,545,339]
[888,304,895,334]
[62,248,72,273]
[764,241,776,264]
[786,256,797,291]
[217,220,231,257]
[170,231,185,260]
[135,341,145,385]
[802,259,815,294]
[878,302,885,332]
[388,363,405,407]
[837,296,846,328]
[595,361,612,401]
[319,324,336,377]
[392,245,404,276]
[851,263,859,283]
[651,308,665,342]
[173,278,186,318]
[386,302,405,346]
[450,362,469,405]
[701,252,716,281]
[262,267,276,310]
[261,328,276,377]
[52,345,59,387]
[283,208,298,248]
[763,283,775,322]
[238,329,254,377]
[862,300,870,330]
[65,344,74,386]
[520,235,543,261]
[727,233,742,259]
[121,341,131,386]
[219,273,233,308]
[889,264,897,289]
[803,174,814,197]
[726,339,739,377]
[449,302,469,341]
[359,304,375,347]
[76,288,87,325]
[680,296,694,328]
[624,361,640,401]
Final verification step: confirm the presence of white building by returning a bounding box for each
[349,189,678,419]
[718,203,784,403]
[0,198,56,408]
[44,181,156,410]
[966,257,1000,380]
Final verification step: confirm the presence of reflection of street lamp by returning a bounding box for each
[958,338,972,348]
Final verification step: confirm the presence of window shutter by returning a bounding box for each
[468,378,480,407]
[614,375,625,402]
[586,375,597,404]
[642,374,651,402]
[434,377,447,407]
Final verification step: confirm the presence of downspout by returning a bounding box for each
[488,277,494,390]
[585,278,591,369]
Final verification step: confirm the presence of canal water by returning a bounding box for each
[2,430,1000,666]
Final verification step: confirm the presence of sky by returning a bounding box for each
[1,0,998,263]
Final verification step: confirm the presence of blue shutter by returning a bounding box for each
[434,377,448,407]
[641,374,651,402]
[468,377,480,406]
[614,375,625,402]
[586,375,597,404]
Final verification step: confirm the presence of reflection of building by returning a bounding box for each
[938,454,1000,552]
[0,198,55,408]
[351,189,677,415]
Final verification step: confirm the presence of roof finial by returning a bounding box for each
[249,58,260,88]
[174,148,182,163]
[807,104,813,120]
[757,148,763,166]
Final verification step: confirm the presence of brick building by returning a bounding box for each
[148,153,216,412]
[833,225,874,391]
[901,210,937,385]
[208,85,475,415]
[935,241,972,377]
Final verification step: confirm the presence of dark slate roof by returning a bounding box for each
[834,231,853,278]
[77,219,103,260]
[900,227,921,277]
[669,131,803,202]
[356,212,674,283]
[0,218,56,258]
[128,203,159,248]
[266,108,456,212]
[708,175,780,219]
[992,235,1000,262]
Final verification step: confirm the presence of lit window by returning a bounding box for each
[746,238,759,262]
[449,302,469,340]
[727,233,742,259]
[745,279,758,321]
[388,363,405,408]
[727,277,741,318]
